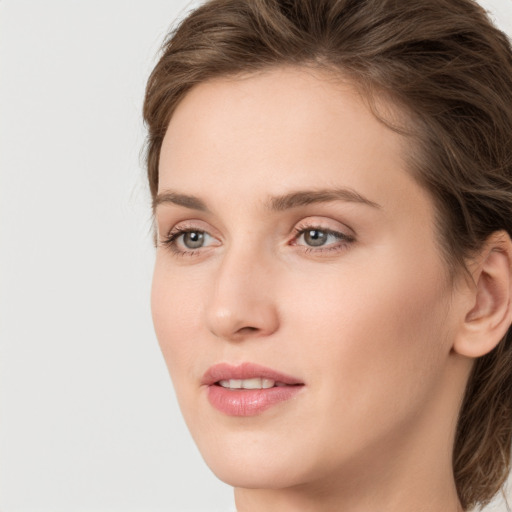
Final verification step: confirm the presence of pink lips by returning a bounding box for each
[202,362,304,417]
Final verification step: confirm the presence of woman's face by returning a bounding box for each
[152,67,463,490]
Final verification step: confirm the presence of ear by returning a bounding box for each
[453,230,512,358]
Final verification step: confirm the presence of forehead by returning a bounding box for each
[158,66,428,220]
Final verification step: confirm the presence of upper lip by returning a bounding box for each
[201,362,304,386]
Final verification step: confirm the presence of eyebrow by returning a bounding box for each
[153,187,381,213]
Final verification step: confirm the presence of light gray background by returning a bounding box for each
[0,1,511,511]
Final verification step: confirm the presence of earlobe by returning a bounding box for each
[453,231,512,359]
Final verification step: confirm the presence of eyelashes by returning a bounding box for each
[290,224,355,255]
[160,221,355,258]
[163,227,219,256]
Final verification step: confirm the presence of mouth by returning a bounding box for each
[201,361,304,387]
[202,362,304,416]
[216,378,297,389]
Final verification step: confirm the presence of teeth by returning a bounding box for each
[218,378,276,389]
[261,379,275,389]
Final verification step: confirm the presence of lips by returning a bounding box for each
[202,362,305,416]
[201,362,303,386]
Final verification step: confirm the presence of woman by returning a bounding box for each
[143,0,512,510]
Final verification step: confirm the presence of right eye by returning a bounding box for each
[161,227,219,256]
[178,230,207,249]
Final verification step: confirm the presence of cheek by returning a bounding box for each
[303,256,450,424]
[151,260,203,389]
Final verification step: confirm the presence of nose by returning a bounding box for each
[205,246,280,342]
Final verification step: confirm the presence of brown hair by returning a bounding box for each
[143,0,512,509]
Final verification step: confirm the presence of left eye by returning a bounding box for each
[295,228,350,248]
[299,229,330,247]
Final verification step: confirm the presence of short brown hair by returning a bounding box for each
[143,0,512,508]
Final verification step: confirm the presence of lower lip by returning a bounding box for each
[206,384,303,416]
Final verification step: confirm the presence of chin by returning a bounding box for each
[208,459,306,490]
[196,433,324,490]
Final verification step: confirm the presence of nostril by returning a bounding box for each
[237,326,259,334]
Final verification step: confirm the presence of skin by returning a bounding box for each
[151,66,506,512]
